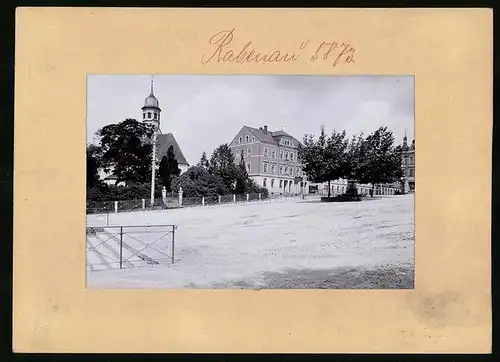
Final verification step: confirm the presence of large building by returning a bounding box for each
[401,134,415,193]
[229,125,308,195]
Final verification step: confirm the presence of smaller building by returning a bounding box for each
[401,135,415,193]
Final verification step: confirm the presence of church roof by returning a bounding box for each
[156,133,189,165]
[142,79,161,110]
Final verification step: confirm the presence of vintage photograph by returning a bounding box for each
[86,74,415,289]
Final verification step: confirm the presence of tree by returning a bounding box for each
[344,132,367,181]
[172,165,227,197]
[298,126,349,198]
[208,143,238,192]
[86,144,102,189]
[95,118,155,185]
[198,151,210,169]
[234,153,249,194]
[158,146,181,192]
[359,126,403,196]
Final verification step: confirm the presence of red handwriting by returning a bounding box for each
[201,29,302,64]
[201,29,356,66]
[310,41,356,66]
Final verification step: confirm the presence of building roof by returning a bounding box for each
[242,126,302,147]
[156,133,189,165]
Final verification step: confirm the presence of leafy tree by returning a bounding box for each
[208,143,238,192]
[344,132,367,181]
[95,118,155,185]
[198,151,210,169]
[158,146,181,192]
[359,126,403,195]
[234,153,249,194]
[172,165,228,197]
[298,126,349,198]
[86,144,102,189]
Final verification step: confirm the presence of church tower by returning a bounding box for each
[142,77,161,132]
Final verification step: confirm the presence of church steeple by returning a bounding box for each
[402,129,409,150]
[141,76,161,131]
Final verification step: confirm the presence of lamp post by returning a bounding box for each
[150,130,157,207]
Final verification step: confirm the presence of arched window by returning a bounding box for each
[271,179,275,187]
[239,137,242,144]
[154,113,158,120]
[143,113,146,119]
[247,148,251,156]
[147,112,152,119]
[252,136,255,142]
[272,149,276,158]
[263,178,267,187]
[245,135,249,143]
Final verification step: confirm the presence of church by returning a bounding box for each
[102,78,189,186]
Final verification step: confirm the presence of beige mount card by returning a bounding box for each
[14,7,492,353]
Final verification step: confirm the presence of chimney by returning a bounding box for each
[263,125,268,133]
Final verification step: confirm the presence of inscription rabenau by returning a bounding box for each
[201,29,356,66]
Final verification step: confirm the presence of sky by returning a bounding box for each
[87,74,414,166]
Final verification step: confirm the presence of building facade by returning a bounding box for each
[229,125,308,195]
[401,134,415,193]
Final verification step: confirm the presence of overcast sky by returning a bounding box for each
[87,74,414,166]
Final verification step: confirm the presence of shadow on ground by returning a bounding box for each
[210,263,414,289]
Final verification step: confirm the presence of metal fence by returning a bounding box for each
[86,224,176,271]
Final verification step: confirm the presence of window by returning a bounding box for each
[264,148,268,156]
[285,152,289,160]
[239,137,242,144]
[337,186,340,193]
[290,152,294,161]
[247,163,251,172]
[252,136,255,142]
[272,149,276,158]
[296,167,300,175]
[290,167,294,176]
[143,113,146,119]
[245,135,249,143]
[410,156,414,165]
[247,148,251,156]
[280,151,284,159]
[271,164,276,173]
[280,165,284,174]
[263,162,268,173]
[236,149,240,157]
[271,179,275,187]
[233,139,237,144]
[154,113,158,120]
[263,178,267,187]
[147,112,152,118]
[409,169,414,177]
[279,180,283,188]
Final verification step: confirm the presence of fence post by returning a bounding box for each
[106,212,110,227]
[233,194,236,203]
[202,196,205,206]
[246,193,249,202]
[179,187,183,207]
[258,193,261,200]
[114,201,118,213]
[119,226,123,269]
[171,225,175,264]
[142,199,145,209]
[218,195,221,204]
